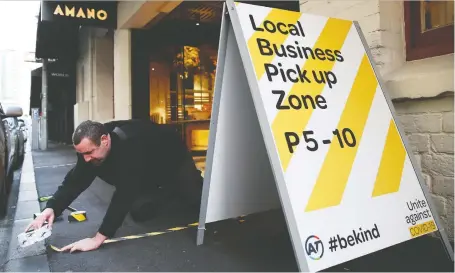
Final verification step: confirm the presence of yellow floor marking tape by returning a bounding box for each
[49,217,246,252]
[49,222,199,252]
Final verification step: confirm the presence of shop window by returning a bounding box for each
[149,44,217,153]
[168,46,215,122]
[404,1,454,61]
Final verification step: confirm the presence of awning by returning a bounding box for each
[32,1,117,113]
[35,7,79,60]
[35,1,118,60]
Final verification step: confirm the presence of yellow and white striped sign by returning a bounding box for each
[230,2,438,271]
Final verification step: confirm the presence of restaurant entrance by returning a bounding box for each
[131,1,300,158]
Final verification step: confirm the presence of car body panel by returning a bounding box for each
[0,103,25,216]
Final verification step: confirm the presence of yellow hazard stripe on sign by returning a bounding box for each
[271,18,352,172]
[372,120,406,197]
[305,54,378,212]
[247,9,301,80]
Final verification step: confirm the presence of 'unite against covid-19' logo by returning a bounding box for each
[305,235,324,260]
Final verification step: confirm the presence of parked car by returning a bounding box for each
[2,106,25,169]
[0,104,23,217]
[18,118,28,142]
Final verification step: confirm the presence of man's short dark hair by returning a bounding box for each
[72,120,108,146]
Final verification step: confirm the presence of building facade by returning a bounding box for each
[41,0,454,241]
[73,1,300,155]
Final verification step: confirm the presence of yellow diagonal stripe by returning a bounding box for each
[147,232,165,236]
[167,227,187,231]
[123,235,143,240]
[271,18,352,171]
[50,245,62,252]
[188,222,199,227]
[49,221,202,251]
[247,9,301,79]
[305,54,378,212]
[372,120,406,197]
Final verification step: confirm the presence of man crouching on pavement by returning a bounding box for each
[25,119,204,253]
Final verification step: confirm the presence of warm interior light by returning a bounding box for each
[192,130,209,149]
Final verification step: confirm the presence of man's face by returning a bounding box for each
[74,135,110,166]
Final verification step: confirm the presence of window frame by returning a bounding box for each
[404,1,454,61]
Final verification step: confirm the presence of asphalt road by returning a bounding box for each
[33,144,454,272]
[34,160,299,271]
[0,171,20,271]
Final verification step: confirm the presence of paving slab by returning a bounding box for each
[18,190,38,202]
[19,183,37,192]
[20,172,35,184]
[14,201,40,221]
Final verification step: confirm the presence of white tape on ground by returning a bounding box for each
[34,163,76,169]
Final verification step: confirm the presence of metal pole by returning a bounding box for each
[31,108,39,150]
[40,58,48,150]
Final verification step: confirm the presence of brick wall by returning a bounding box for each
[395,93,454,240]
[299,0,386,69]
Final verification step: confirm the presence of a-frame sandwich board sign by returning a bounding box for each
[196,1,454,272]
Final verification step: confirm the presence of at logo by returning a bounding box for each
[305,235,324,260]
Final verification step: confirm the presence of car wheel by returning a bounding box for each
[14,144,24,170]
[16,153,24,168]
[0,178,7,219]
[5,169,13,194]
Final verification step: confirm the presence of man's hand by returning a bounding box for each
[60,233,107,253]
[25,208,55,232]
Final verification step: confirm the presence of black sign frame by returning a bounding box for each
[41,1,117,29]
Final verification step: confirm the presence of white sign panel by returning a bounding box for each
[202,20,282,224]
[228,2,440,271]
[198,1,452,272]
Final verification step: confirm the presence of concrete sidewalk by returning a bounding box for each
[9,142,454,272]
[3,141,50,272]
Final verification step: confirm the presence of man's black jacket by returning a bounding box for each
[45,120,190,238]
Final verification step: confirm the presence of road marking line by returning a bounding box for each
[34,163,76,169]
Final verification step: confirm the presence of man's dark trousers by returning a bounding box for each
[129,151,203,222]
